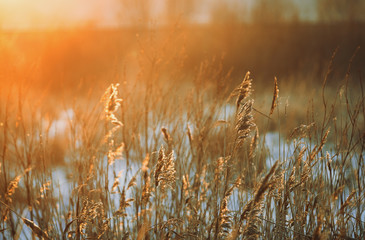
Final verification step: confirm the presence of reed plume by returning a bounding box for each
[228,71,252,110]
[154,145,176,193]
[270,77,279,115]
[235,100,256,149]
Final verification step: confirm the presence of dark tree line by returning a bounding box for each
[116,0,365,26]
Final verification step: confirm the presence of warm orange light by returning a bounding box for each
[0,0,119,30]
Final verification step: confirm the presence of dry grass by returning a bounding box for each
[0,26,364,240]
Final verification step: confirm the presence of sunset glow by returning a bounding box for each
[0,1,364,239]
[0,0,120,29]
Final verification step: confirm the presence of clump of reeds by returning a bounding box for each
[231,161,278,239]
[0,199,50,239]
[1,38,364,239]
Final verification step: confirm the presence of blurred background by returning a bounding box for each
[1,2,364,239]
[0,0,364,99]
